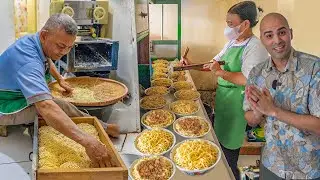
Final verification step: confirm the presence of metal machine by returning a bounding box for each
[50,0,119,73]
[48,0,141,133]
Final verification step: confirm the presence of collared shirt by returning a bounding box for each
[244,49,320,179]
[0,33,52,105]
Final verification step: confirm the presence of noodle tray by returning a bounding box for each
[49,77,128,107]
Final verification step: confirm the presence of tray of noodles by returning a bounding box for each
[49,77,128,107]
[129,156,176,180]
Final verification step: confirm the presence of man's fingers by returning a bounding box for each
[249,97,259,108]
[263,88,271,97]
[102,153,113,167]
[92,161,99,168]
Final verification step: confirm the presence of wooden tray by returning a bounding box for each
[32,117,128,180]
[49,77,128,107]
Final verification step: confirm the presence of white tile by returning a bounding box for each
[0,126,33,164]
[0,161,31,180]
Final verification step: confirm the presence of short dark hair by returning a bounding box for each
[228,1,263,28]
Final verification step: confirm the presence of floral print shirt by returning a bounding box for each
[244,49,320,179]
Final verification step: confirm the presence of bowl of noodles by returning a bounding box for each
[169,71,187,82]
[172,81,193,91]
[152,63,168,69]
[169,100,199,116]
[153,59,169,66]
[151,78,173,88]
[153,67,169,74]
[145,86,169,96]
[170,139,221,176]
[134,128,176,156]
[174,89,200,101]
[173,116,210,138]
[140,96,167,110]
[152,72,168,80]
[141,109,176,129]
[129,156,176,180]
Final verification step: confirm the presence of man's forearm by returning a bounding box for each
[245,111,264,127]
[35,100,89,146]
[48,59,63,82]
[273,107,320,136]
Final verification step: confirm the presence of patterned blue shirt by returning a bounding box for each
[244,49,320,179]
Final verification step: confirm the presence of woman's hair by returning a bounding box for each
[228,1,263,28]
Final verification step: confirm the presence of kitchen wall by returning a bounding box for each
[0,0,15,54]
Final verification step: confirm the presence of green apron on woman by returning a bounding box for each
[214,39,251,150]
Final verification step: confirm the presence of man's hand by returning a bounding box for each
[246,86,264,118]
[247,86,278,117]
[84,136,114,167]
[105,124,120,138]
[58,78,73,95]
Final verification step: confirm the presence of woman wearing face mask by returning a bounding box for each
[181,1,268,179]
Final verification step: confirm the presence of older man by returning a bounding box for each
[0,14,119,167]
[244,13,320,179]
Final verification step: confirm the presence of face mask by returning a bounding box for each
[224,23,243,40]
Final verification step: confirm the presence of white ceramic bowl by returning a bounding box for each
[134,128,176,156]
[141,110,176,129]
[129,155,176,180]
[151,78,173,88]
[173,116,211,138]
[170,139,221,176]
[169,100,200,117]
[140,95,167,110]
[144,86,170,96]
[173,89,200,101]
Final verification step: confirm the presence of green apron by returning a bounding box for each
[0,90,28,114]
[0,60,51,115]
[214,39,251,150]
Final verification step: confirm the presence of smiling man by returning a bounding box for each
[244,13,320,179]
[0,14,119,167]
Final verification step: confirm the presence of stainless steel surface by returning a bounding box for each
[31,116,38,180]
[119,71,235,180]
